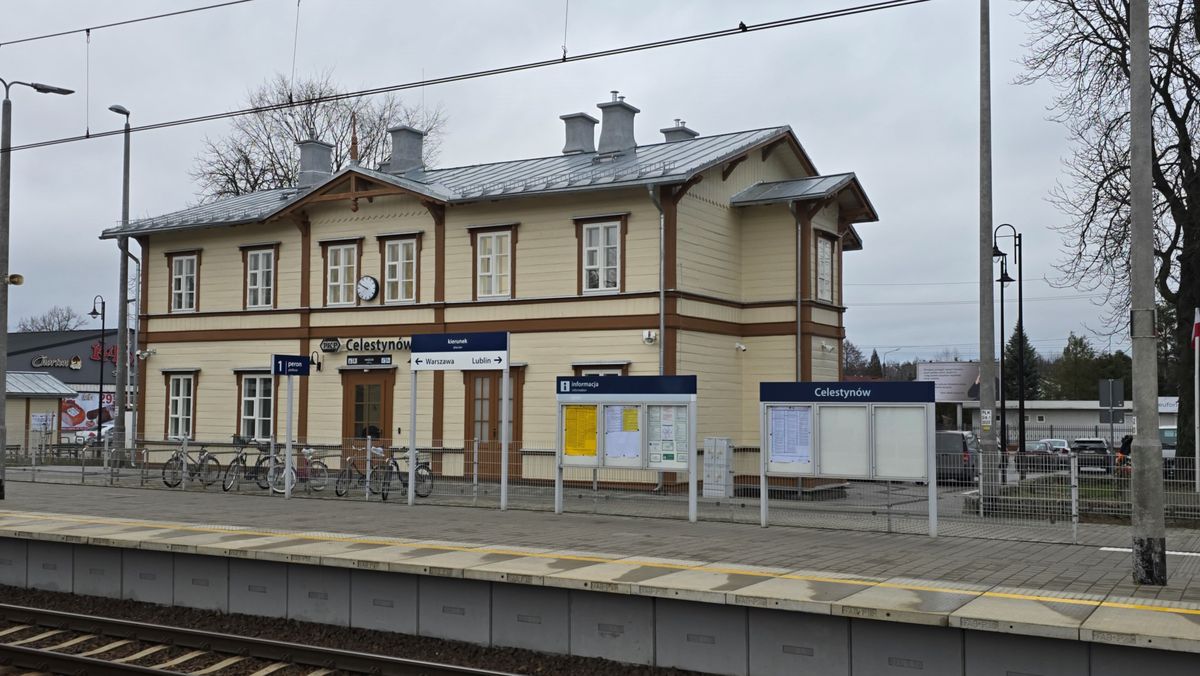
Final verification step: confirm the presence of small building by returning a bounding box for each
[5,371,77,450]
[961,398,1179,439]
[8,329,121,440]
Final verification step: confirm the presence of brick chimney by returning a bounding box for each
[387,125,426,174]
[660,119,699,143]
[560,112,598,154]
[596,91,639,156]
[296,139,333,188]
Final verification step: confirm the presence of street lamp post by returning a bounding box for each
[89,295,106,451]
[0,77,73,499]
[109,104,131,455]
[995,252,1011,478]
[995,223,1025,458]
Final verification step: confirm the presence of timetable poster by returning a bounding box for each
[769,406,812,464]
[648,405,689,462]
[604,405,641,460]
[564,405,598,457]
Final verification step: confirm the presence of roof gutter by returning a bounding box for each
[788,200,803,381]
[647,185,665,376]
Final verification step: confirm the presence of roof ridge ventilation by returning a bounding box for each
[595,90,639,160]
[661,118,699,143]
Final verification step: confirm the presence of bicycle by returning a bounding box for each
[335,445,393,499]
[222,435,275,492]
[162,443,222,488]
[264,447,329,494]
[387,451,434,498]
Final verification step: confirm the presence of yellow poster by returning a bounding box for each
[564,405,598,457]
[622,406,639,432]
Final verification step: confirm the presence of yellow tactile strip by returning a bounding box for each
[2,510,1199,624]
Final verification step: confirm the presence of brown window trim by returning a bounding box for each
[469,223,518,301]
[815,230,838,305]
[161,369,199,441]
[572,362,630,376]
[240,243,281,311]
[164,249,201,314]
[319,237,364,308]
[233,370,277,440]
[574,214,628,295]
[377,232,423,304]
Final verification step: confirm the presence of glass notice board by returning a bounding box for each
[603,405,642,467]
[766,405,814,475]
[647,404,689,470]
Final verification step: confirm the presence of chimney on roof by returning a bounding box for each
[297,139,333,188]
[661,119,699,143]
[596,90,639,156]
[560,112,598,154]
[387,125,426,174]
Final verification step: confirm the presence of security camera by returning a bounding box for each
[642,330,659,345]
[136,348,157,360]
[734,342,747,352]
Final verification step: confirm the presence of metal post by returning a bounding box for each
[977,0,1000,513]
[474,439,481,506]
[364,433,371,503]
[1194,330,1198,493]
[759,414,769,528]
[0,94,10,499]
[1016,233,1025,457]
[998,256,1007,483]
[408,367,417,507]
[181,436,188,491]
[114,112,131,463]
[1070,454,1079,545]
[927,405,937,537]
[285,375,294,499]
[554,405,563,514]
[500,362,510,510]
[688,400,697,523]
[1129,0,1165,584]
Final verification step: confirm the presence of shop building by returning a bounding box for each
[101,94,878,455]
[8,329,121,442]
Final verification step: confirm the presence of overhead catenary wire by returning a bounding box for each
[0,0,258,48]
[2,0,931,154]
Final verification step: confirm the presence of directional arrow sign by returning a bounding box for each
[411,331,509,371]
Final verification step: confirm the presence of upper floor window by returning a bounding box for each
[169,252,199,312]
[582,222,620,293]
[325,242,359,306]
[244,247,276,309]
[167,372,195,439]
[471,227,515,300]
[816,235,835,303]
[240,374,272,440]
[384,238,417,303]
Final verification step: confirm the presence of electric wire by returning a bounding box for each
[0,0,258,48]
[2,0,931,154]
[288,0,302,104]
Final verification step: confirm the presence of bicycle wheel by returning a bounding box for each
[254,456,271,490]
[379,465,393,501]
[414,465,434,498]
[307,460,329,492]
[200,455,222,486]
[335,467,352,497]
[162,456,183,488]
[268,464,295,494]
[223,458,245,492]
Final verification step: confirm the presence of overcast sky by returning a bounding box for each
[0,0,1122,363]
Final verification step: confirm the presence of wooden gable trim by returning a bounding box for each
[721,155,746,181]
[760,138,787,162]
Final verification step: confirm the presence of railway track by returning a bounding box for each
[0,602,516,675]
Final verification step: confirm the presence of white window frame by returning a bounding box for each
[816,236,834,303]
[582,222,621,293]
[168,374,194,440]
[240,374,273,440]
[246,249,274,309]
[326,243,357,306]
[384,239,417,303]
[171,254,197,312]
[476,231,511,299]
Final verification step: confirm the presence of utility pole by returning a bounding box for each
[111,105,131,457]
[978,0,999,506]
[1129,0,1166,585]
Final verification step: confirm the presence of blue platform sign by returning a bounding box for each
[557,375,697,396]
[272,354,310,377]
[760,381,934,403]
[411,331,509,371]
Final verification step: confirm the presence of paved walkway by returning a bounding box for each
[3,481,1200,603]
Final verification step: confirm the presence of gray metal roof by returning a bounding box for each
[7,371,77,398]
[729,174,856,206]
[102,126,798,239]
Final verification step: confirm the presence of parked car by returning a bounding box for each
[76,422,115,447]
[1072,437,1113,474]
[1040,438,1070,456]
[1020,440,1060,473]
[935,431,978,483]
[1116,427,1182,479]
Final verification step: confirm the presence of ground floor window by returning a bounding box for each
[167,374,195,439]
[241,374,273,440]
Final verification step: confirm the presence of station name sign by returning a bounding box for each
[557,375,697,396]
[320,337,411,353]
[760,381,934,403]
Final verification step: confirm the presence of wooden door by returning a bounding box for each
[463,369,522,481]
[341,370,395,457]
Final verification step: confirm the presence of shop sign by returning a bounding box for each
[31,355,83,370]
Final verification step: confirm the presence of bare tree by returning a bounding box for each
[17,306,87,332]
[1018,0,1198,455]
[191,72,447,200]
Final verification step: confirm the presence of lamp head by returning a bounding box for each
[108,104,130,117]
[992,244,1006,259]
[30,83,73,96]
[997,270,1015,286]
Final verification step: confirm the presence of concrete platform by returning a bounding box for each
[3,482,1200,674]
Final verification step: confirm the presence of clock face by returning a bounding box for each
[356,276,379,301]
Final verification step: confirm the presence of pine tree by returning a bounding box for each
[867,350,883,378]
[1002,324,1041,400]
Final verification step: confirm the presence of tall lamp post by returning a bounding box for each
[995,223,1025,458]
[0,77,73,499]
[109,104,131,455]
[89,295,106,450]
[994,251,1012,473]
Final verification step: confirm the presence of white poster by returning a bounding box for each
[769,406,812,464]
[60,392,114,433]
[604,405,641,460]
[648,405,688,463]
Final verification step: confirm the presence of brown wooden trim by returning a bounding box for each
[340,368,396,447]
[319,238,364,307]
[165,250,201,314]
[424,202,446,304]
[377,232,423,304]
[573,214,628,295]
[304,186,410,204]
[801,338,813,380]
[574,221,583,296]
[240,243,280,311]
[161,370,199,441]
[721,155,746,181]
[836,235,844,309]
[815,230,839,304]
[136,236,149,441]
[572,363,630,376]
[271,171,446,221]
[469,223,518,301]
[234,373,242,434]
[761,138,786,162]
[298,337,309,442]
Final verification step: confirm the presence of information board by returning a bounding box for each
[603,405,642,467]
[873,406,928,479]
[648,404,689,470]
[817,405,870,477]
[766,405,814,474]
[563,405,598,461]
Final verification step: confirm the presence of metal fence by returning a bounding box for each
[5,433,1199,547]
